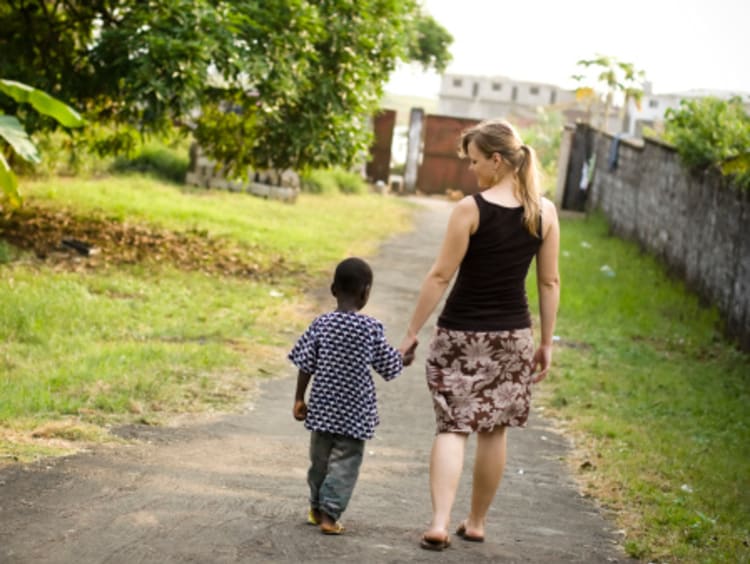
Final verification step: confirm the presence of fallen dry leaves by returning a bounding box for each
[0,204,298,280]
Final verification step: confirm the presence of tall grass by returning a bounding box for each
[528,213,750,563]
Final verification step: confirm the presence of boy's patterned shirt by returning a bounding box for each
[288,311,403,440]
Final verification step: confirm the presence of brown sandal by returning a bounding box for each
[320,521,345,535]
[456,522,484,543]
[420,534,451,551]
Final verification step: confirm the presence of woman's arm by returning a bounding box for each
[532,198,561,382]
[399,197,478,352]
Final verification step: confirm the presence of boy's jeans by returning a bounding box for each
[308,431,365,521]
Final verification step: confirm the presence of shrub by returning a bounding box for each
[300,168,368,195]
[331,167,368,194]
[663,97,750,190]
[110,143,189,184]
[300,169,339,194]
[0,240,17,264]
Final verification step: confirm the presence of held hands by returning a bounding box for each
[292,399,307,421]
[399,337,419,367]
[531,344,553,383]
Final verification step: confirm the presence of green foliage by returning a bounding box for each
[300,168,368,195]
[663,96,750,190]
[301,169,340,195]
[110,143,189,184]
[0,240,18,264]
[0,80,83,128]
[406,13,453,73]
[331,168,368,194]
[0,79,84,208]
[1,1,452,173]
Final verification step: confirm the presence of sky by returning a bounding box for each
[386,0,750,99]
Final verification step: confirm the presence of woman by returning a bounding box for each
[399,119,560,551]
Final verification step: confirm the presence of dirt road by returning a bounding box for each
[0,197,635,563]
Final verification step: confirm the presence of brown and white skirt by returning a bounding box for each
[425,326,536,433]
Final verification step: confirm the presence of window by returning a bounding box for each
[550,90,557,104]
[529,86,540,95]
[452,78,463,88]
[648,99,659,108]
[492,82,502,91]
[511,86,518,101]
[472,82,479,97]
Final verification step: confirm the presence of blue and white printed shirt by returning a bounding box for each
[288,311,403,440]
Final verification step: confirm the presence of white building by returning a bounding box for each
[437,73,577,122]
[626,83,750,136]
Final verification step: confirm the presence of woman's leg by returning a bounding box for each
[464,426,507,536]
[424,432,468,539]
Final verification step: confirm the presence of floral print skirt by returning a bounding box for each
[425,326,536,433]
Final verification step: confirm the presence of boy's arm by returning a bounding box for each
[371,322,405,381]
[293,370,311,421]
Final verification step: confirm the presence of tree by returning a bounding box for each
[572,55,645,133]
[0,79,84,208]
[0,0,452,173]
[406,13,453,74]
[663,96,750,190]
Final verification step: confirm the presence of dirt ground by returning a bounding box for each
[0,197,637,563]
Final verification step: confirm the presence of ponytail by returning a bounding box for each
[515,144,542,238]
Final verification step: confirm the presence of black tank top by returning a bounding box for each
[438,193,543,331]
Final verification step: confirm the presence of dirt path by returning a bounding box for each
[0,197,635,563]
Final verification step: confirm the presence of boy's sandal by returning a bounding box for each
[307,508,320,526]
[419,534,451,551]
[320,521,345,535]
[455,522,485,543]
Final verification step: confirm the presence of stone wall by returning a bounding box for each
[580,124,750,349]
[185,144,299,203]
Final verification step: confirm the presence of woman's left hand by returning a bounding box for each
[531,344,553,383]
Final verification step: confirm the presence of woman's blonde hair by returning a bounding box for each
[459,119,541,237]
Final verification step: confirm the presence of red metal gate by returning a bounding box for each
[366,109,396,184]
[416,114,480,195]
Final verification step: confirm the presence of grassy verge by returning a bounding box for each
[528,213,750,563]
[21,176,407,272]
[1,175,414,462]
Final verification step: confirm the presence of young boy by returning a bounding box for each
[288,257,415,535]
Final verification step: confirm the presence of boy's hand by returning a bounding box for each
[401,339,418,367]
[293,400,307,421]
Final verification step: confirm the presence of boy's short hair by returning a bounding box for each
[333,257,373,297]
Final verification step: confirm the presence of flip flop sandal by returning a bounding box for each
[320,521,345,535]
[456,522,485,543]
[420,535,451,551]
[307,508,320,526]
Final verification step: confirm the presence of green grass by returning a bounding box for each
[1,175,413,460]
[528,213,750,563]
[22,176,406,273]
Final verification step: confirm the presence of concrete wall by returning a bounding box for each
[581,124,750,349]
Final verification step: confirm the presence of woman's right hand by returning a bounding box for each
[399,334,418,358]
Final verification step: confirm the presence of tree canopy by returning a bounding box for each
[0,0,452,173]
[572,55,645,133]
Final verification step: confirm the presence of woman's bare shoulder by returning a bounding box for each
[541,197,559,238]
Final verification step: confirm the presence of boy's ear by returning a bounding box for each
[330,283,337,297]
[361,284,371,299]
